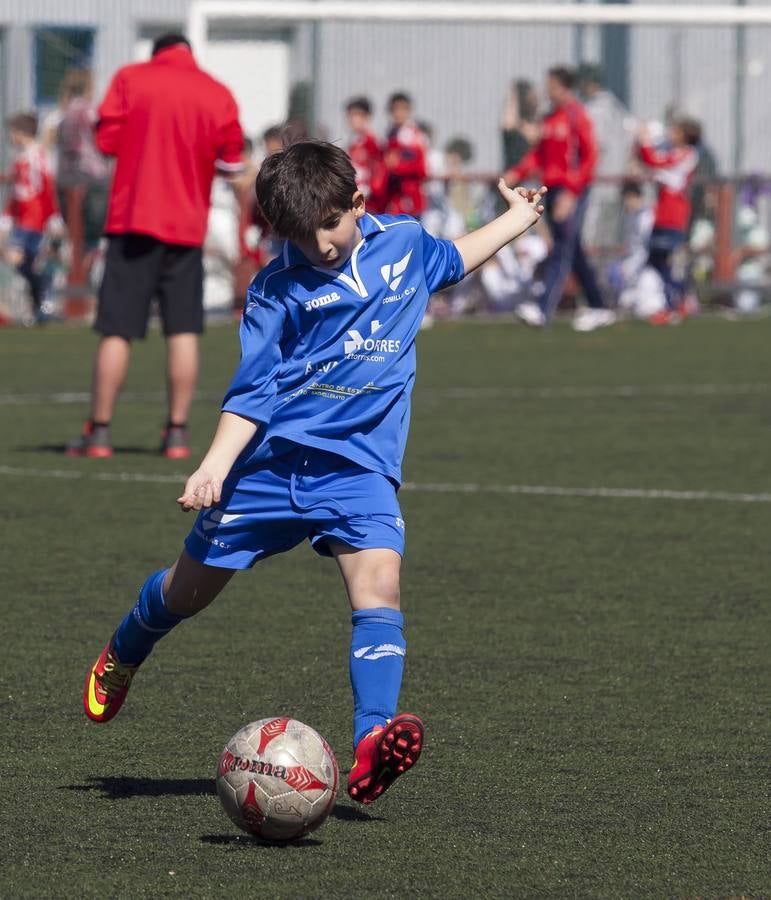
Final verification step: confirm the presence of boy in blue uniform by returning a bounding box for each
[84,142,545,805]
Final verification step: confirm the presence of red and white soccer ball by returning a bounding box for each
[215,717,338,842]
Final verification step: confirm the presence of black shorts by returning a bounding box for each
[95,233,204,340]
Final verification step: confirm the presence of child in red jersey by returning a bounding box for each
[382,92,428,218]
[637,117,700,322]
[345,97,386,214]
[1,112,59,323]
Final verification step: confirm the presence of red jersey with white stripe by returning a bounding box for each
[638,143,698,232]
[348,130,386,213]
[506,97,597,195]
[383,122,428,216]
[4,143,57,231]
[96,45,244,247]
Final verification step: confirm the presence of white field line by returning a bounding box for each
[0,464,769,504]
[0,382,770,405]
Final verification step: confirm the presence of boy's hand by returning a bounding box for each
[498,179,547,224]
[177,468,223,512]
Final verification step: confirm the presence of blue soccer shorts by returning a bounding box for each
[184,444,405,569]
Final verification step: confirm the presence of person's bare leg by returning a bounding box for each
[166,333,199,425]
[333,545,422,804]
[163,550,235,616]
[90,335,131,422]
[332,545,401,611]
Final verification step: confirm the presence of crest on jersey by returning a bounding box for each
[380,250,413,291]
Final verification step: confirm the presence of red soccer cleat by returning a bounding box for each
[83,641,138,723]
[66,421,113,458]
[648,309,681,327]
[160,424,191,460]
[347,713,424,805]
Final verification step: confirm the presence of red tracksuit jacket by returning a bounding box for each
[506,97,597,195]
[638,143,698,232]
[96,45,244,247]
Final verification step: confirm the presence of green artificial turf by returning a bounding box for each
[0,317,768,898]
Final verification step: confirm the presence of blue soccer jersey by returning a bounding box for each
[222,213,464,484]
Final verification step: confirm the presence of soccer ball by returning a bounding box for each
[215,717,339,842]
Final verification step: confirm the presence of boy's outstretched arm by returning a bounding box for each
[177,411,258,511]
[453,180,546,275]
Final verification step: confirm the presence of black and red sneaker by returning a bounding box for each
[66,421,112,458]
[160,424,190,460]
[347,713,424,805]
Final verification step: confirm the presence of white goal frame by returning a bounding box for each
[189,1,771,48]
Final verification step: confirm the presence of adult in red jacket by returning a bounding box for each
[382,92,427,218]
[68,33,244,459]
[506,67,614,331]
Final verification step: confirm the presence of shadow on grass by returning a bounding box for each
[15,443,162,456]
[327,804,381,822]
[62,779,381,822]
[63,776,215,799]
[200,834,323,848]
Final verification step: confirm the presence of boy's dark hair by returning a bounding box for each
[388,91,412,109]
[620,178,643,197]
[675,117,702,146]
[151,33,191,56]
[255,141,358,240]
[346,96,372,115]
[7,112,38,137]
[548,66,575,90]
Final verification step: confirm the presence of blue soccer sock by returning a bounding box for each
[112,569,185,666]
[349,607,406,748]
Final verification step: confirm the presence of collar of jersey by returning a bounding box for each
[282,213,387,298]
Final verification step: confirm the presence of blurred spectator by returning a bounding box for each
[382,91,427,217]
[417,120,446,237]
[427,136,490,240]
[67,32,244,459]
[232,136,265,307]
[480,235,548,313]
[425,136,491,317]
[252,126,286,263]
[506,66,615,331]
[578,63,636,247]
[609,180,659,316]
[608,180,653,294]
[345,96,386,212]
[501,79,540,171]
[733,182,771,313]
[637,117,700,323]
[262,125,285,157]
[286,81,317,142]
[203,138,258,314]
[689,133,719,239]
[0,112,60,324]
[55,69,109,279]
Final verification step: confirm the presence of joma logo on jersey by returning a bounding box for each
[305,290,341,311]
[380,250,413,291]
[343,320,401,356]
